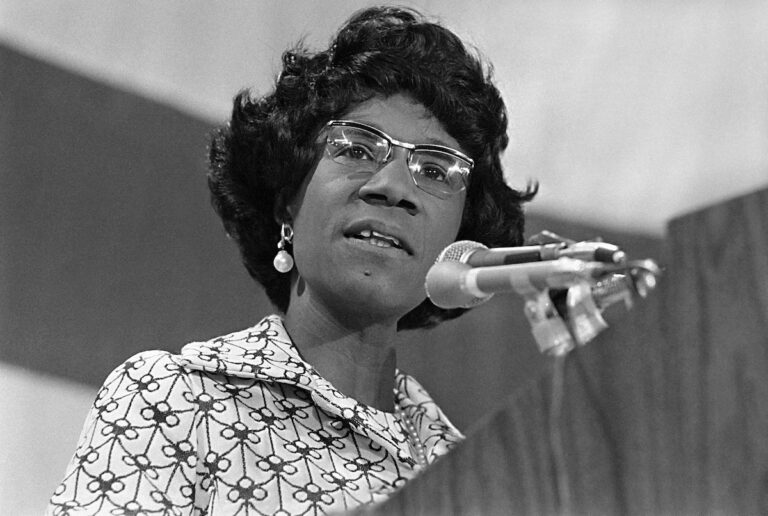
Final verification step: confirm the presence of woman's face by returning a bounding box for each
[289,94,467,326]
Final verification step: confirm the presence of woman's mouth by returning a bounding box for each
[351,229,404,250]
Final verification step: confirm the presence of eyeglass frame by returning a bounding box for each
[323,120,474,198]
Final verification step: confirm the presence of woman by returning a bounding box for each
[48,6,535,515]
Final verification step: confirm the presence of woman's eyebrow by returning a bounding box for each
[350,119,457,148]
[418,137,456,147]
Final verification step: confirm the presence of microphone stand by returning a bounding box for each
[518,233,661,516]
[520,234,661,356]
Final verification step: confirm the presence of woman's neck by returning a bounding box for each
[283,288,399,412]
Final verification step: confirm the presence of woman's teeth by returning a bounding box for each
[355,229,402,249]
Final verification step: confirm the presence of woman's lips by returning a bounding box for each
[351,229,403,249]
[343,220,414,255]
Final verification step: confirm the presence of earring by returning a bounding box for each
[273,223,294,273]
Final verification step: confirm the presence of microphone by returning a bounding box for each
[440,240,626,267]
[426,239,660,355]
[425,257,610,309]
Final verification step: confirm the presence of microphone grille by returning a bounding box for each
[436,240,488,264]
[428,240,493,309]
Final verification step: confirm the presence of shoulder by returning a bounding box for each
[84,350,205,437]
[96,349,191,400]
[50,350,205,514]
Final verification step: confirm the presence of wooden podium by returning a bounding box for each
[358,187,768,515]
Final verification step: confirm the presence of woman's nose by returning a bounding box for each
[357,150,419,213]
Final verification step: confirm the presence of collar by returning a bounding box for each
[178,315,463,466]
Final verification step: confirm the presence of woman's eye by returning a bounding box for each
[340,144,374,161]
[420,165,448,182]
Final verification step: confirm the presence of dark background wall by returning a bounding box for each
[1,44,266,383]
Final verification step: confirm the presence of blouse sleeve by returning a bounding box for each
[47,351,203,515]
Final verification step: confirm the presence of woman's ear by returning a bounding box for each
[274,183,307,225]
[273,188,294,225]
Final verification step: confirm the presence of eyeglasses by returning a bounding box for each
[324,120,473,199]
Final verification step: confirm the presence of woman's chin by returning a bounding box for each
[308,277,422,327]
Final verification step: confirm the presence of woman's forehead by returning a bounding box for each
[340,94,461,151]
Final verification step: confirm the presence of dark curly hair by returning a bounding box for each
[208,6,537,330]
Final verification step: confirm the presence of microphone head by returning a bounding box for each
[435,240,488,264]
[425,241,493,309]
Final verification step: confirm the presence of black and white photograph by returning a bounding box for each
[1,1,766,514]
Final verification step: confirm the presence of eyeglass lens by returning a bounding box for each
[326,125,469,198]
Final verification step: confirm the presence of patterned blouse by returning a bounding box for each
[48,315,464,515]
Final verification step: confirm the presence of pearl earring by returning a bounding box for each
[273,223,294,273]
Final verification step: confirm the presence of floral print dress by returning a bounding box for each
[48,315,463,515]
